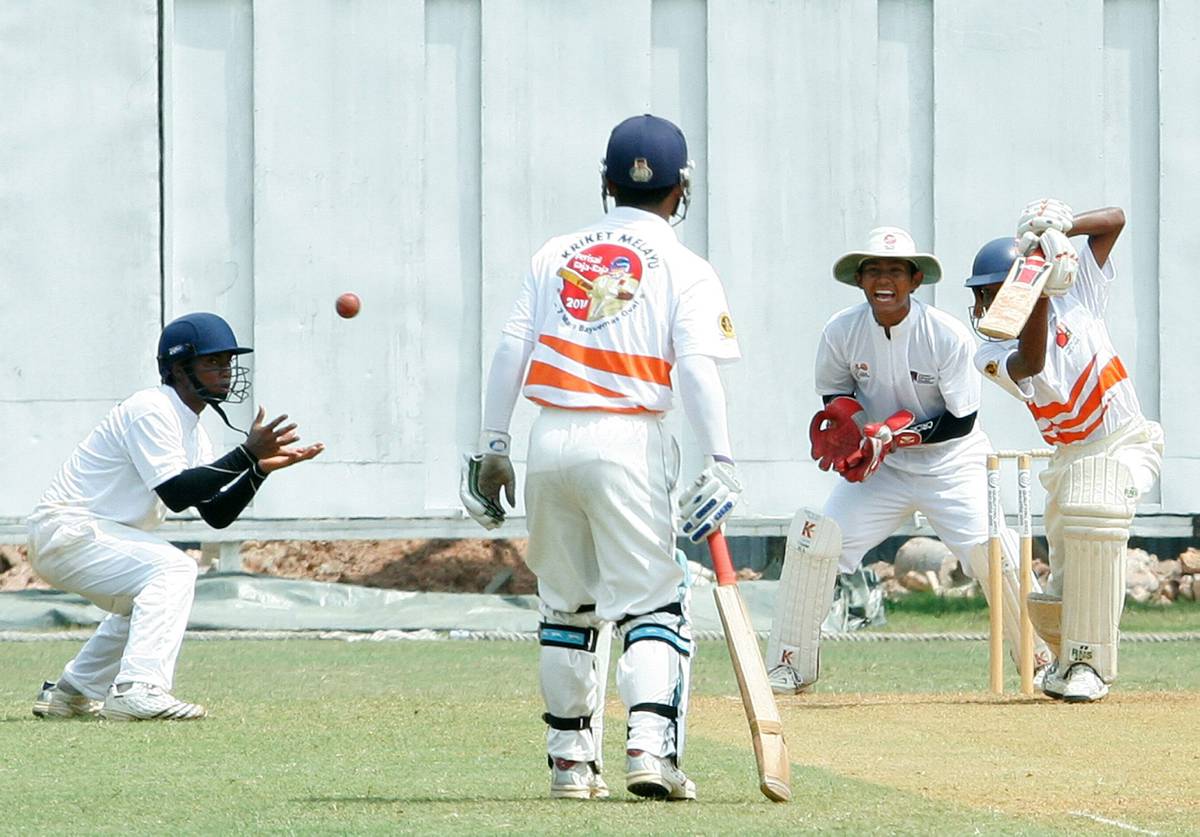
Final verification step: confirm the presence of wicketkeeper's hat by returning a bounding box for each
[833,226,942,285]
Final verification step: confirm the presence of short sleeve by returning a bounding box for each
[673,271,741,363]
[814,328,854,397]
[975,342,1034,403]
[937,331,982,417]
[125,410,191,490]
[1069,240,1114,318]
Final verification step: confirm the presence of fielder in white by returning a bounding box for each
[28,313,323,721]
[967,200,1163,702]
[460,114,741,801]
[767,228,1051,695]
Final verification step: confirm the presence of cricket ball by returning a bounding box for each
[336,292,361,319]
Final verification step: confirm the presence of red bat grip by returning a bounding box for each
[707,531,737,586]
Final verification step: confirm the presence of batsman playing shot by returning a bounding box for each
[767,228,1051,695]
[967,200,1164,702]
[460,114,741,801]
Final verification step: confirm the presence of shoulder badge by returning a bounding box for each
[985,360,998,377]
[719,313,736,338]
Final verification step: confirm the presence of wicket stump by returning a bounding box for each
[986,449,1052,695]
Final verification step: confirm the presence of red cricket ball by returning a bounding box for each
[336,292,361,319]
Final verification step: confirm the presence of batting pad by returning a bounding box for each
[538,606,610,764]
[766,509,842,688]
[1026,593,1062,659]
[967,531,1052,671]
[1059,455,1136,682]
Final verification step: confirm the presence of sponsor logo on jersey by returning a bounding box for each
[852,362,870,381]
[1055,323,1072,349]
[556,244,644,325]
[910,370,936,385]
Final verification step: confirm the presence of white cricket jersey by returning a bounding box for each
[815,297,988,475]
[32,385,214,531]
[975,242,1142,447]
[502,206,740,413]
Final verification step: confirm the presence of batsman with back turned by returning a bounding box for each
[766,227,1051,696]
[460,114,742,801]
[967,199,1164,702]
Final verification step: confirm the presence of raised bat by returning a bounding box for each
[707,530,792,803]
[977,240,1052,340]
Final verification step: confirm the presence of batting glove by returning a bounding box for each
[678,458,742,544]
[1016,198,1074,238]
[459,431,516,530]
[1038,228,1079,297]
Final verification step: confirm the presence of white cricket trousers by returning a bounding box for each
[524,408,681,619]
[27,513,199,700]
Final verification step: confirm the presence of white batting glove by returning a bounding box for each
[678,458,742,544]
[459,431,516,530]
[1016,198,1074,238]
[1038,228,1079,297]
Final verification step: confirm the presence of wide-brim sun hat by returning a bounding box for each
[832,226,942,285]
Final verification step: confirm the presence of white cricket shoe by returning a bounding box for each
[625,750,696,801]
[1040,660,1067,700]
[549,757,609,800]
[1062,664,1109,703]
[32,681,102,719]
[767,664,813,696]
[100,682,207,721]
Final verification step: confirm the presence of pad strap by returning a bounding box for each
[622,624,692,657]
[542,712,593,731]
[616,601,682,627]
[628,702,677,720]
[538,623,600,652]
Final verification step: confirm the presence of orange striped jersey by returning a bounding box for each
[975,242,1143,447]
[502,206,740,413]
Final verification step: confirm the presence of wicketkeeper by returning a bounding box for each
[967,200,1163,702]
[767,227,1051,695]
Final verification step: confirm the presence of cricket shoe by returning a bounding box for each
[32,680,102,719]
[625,750,696,801]
[100,683,207,721]
[767,664,813,696]
[1062,664,1109,703]
[549,757,609,800]
[1040,660,1067,700]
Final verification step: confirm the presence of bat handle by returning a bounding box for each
[706,530,738,586]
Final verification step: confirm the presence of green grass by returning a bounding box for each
[2,622,1198,835]
[880,591,1200,633]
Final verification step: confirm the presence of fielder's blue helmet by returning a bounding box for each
[603,114,690,191]
[157,313,252,405]
[965,237,1021,288]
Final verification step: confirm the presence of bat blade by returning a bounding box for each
[708,532,792,803]
[977,247,1052,340]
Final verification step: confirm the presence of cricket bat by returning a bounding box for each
[707,530,792,803]
[977,244,1053,340]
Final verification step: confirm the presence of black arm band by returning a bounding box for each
[821,393,855,406]
[196,465,268,529]
[915,410,977,445]
[154,446,257,512]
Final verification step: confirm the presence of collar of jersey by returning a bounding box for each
[159,384,202,429]
[606,205,676,235]
[871,297,921,335]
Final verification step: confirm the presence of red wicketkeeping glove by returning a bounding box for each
[837,410,920,483]
[809,396,866,472]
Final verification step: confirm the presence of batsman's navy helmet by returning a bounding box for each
[602,114,690,191]
[965,237,1021,288]
[157,313,252,382]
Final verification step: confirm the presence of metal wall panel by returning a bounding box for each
[251,0,427,517]
[0,1,161,513]
[708,0,879,515]
[1,0,1193,529]
[1157,0,1200,513]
